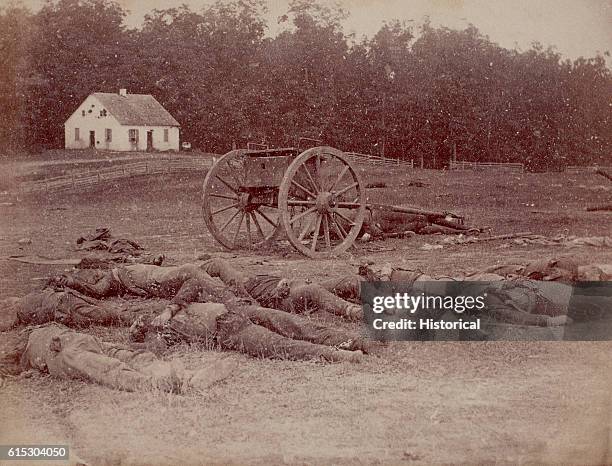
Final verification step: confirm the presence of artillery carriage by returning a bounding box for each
[202,146,367,258]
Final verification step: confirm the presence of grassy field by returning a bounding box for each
[0,162,611,465]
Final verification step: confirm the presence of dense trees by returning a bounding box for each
[1,0,610,169]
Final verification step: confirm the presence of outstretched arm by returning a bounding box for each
[286,283,363,320]
[55,273,117,299]
[318,275,363,301]
[199,259,250,294]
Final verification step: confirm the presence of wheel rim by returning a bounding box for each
[278,146,366,258]
[202,150,280,249]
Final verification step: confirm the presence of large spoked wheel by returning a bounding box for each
[202,150,280,250]
[278,146,366,258]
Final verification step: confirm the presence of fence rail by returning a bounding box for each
[565,165,612,174]
[21,155,610,194]
[19,157,212,194]
[450,160,524,173]
[343,152,413,167]
[19,151,413,194]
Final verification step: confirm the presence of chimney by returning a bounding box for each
[119,88,127,97]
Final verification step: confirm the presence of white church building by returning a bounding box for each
[64,89,180,152]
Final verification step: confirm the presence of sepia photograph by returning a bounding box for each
[0,0,611,464]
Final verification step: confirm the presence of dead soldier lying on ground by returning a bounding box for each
[0,324,235,393]
[358,205,481,240]
[482,258,612,282]
[153,258,580,327]
[0,286,367,363]
[48,260,363,321]
[189,258,583,334]
[74,227,165,268]
[130,301,366,363]
[0,287,140,331]
[354,261,612,326]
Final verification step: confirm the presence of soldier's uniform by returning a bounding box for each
[201,258,363,320]
[355,263,575,327]
[52,263,235,305]
[53,260,362,320]
[16,289,127,327]
[133,302,366,363]
[0,288,138,332]
[6,324,234,393]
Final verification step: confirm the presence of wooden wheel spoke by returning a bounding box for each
[323,214,331,249]
[245,213,252,246]
[329,165,350,192]
[335,216,349,238]
[291,179,316,199]
[336,201,362,209]
[333,209,355,226]
[310,214,322,252]
[209,193,239,201]
[313,154,323,190]
[289,206,317,225]
[229,171,243,189]
[335,181,358,197]
[250,212,265,239]
[298,213,316,241]
[300,164,319,193]
[212,202,239,216]
[215,175,238,193]
[329,214,347,240]
[232,211,245,246]
[287,199,316,207]
[255,208,278,228]
[220,208,241,232]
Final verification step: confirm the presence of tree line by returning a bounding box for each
[1,0,610,169]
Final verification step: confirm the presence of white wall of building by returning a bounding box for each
[64,95,180,152]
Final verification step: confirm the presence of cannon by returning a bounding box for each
[202,146,367,258]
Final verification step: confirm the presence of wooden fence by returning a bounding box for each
[21,155,609,195]
[343,152,414,167]
[565,165,612,174]
[450,160,525,173]
[19,157,212,194]
[18,151,414,194]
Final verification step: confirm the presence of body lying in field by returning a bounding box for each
[44,257,609,329]
[140,258,608,328]
[358,207,478,239]
[356,259,612,327]
[47,260,363,321]
[0,287,367,367]
[0,323,235,393]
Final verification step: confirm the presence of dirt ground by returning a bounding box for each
[1,163,611,465]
